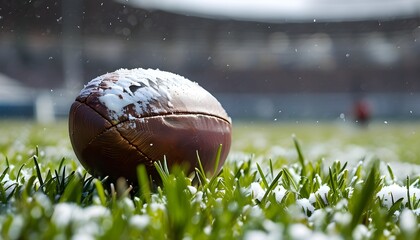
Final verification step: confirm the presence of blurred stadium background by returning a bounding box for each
[1,0,420,122]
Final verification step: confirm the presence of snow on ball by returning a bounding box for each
[68,68,232,183]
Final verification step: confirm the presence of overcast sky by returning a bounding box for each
[120,0,420,22]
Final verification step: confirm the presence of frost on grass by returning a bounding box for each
[3,123,420,239]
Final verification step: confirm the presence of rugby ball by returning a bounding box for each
[68,68,232,183]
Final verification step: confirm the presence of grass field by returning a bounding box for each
[1,120,420,239]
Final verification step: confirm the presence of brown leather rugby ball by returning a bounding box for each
[69,68,232,183]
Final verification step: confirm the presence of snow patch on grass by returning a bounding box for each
[249,182,265,202]
[309,185,330,205]
[377,184,420,209]
[129,215,150,230]
[297,198,315,215]
[52,203,110,237]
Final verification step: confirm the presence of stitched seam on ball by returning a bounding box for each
[77,106,227,168]
[123,112,231,125]
[78,97,230,126]
[77,98,229,160]
[114,127,155,166]
[87,126,154,166]
[83,111,230,146]
[77,99,230,140]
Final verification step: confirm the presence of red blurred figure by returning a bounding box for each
[353,99,371,126]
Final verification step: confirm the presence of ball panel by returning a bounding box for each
[117,114,231,174]
[68,101,113,161]
[80,127,155,181]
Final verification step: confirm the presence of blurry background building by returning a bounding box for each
[0,0,420,121]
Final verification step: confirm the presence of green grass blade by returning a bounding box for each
[61,166,67,191]
[5,184,17,202]
[35,145,39,158]
[0,166,9,182]
[163,156,170,175]
[414,198,420,209]
[24,175,37,197]
[293,136,306,177]
[196,150,206,178]
[137,165,151,203]
[387,164,395,183]
[256,163,269,188]
[5,156,9,168]
[261,170,283,204]
[33,155,44,190]
[213,144,223,176]
[407,176,412,209]
[328,167,337,195]
[349,160,379,231]
[58,157,66,173]
[154,161,168,185]
[60,174,83,204]
[0,185,6,203]
[387,197,404,217]
[282,168,298,193]
[339,161,348,174]
[16,163,26,182]
[269,159,274,178]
